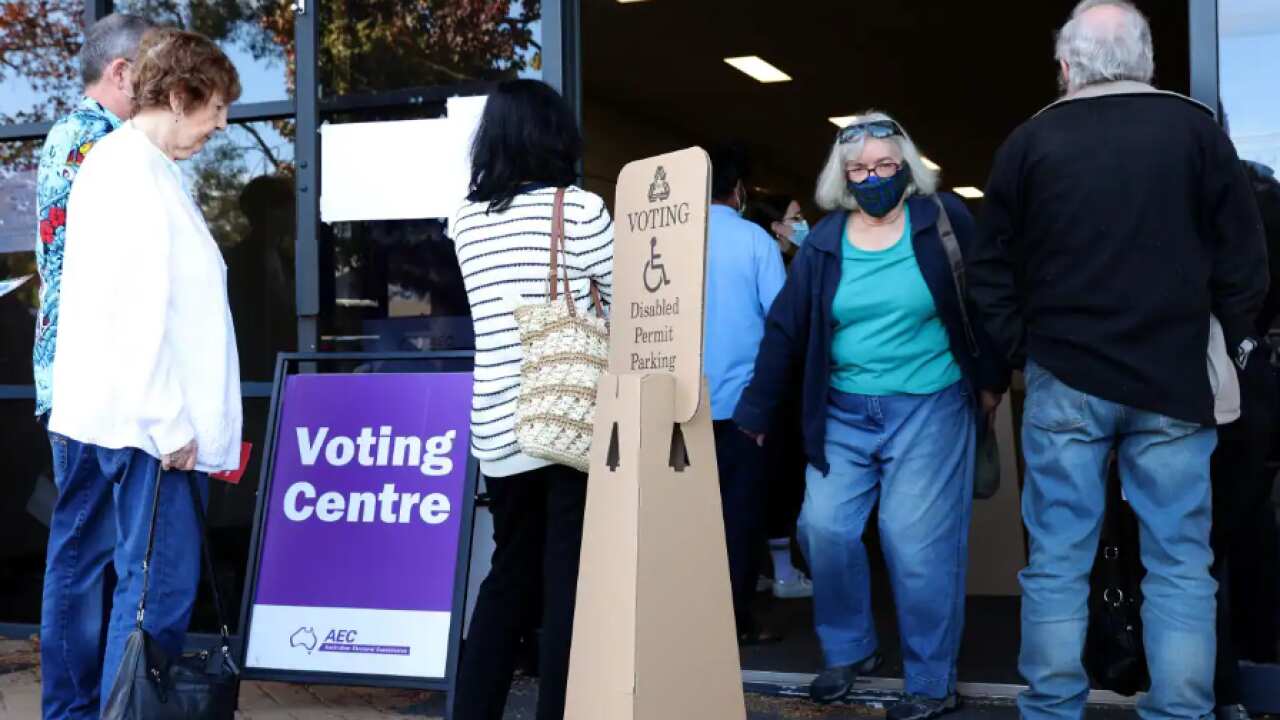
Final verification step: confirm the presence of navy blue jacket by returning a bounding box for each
[733,192,1010,474]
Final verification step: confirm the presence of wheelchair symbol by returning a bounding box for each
[643,237,671,293]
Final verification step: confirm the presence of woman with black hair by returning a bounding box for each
[744,193,813,600]
[747,192,810,264]
[448,79,614,720]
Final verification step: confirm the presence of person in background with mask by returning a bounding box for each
[705,142,787,645]
[746,193,812,601]
[750,193,810,263]
[735,112,1008,719]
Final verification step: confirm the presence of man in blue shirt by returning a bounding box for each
[35,14,153,720]
[704,143,786,644]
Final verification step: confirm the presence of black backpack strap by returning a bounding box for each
[931,194,980,357]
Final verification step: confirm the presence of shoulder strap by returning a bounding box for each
[931,195,980,357]
[546,188,577,316]
[135,466,231,648]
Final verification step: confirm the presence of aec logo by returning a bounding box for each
[290,626,360,654]
[290,627,317,654]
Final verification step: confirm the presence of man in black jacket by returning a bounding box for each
[969,2,1269,719]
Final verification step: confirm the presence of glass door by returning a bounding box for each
[576,0,1191,695]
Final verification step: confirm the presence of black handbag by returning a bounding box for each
[102,469,240,720]
[1083,459,1150,696]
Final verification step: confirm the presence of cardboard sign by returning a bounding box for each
[609,148,712,423]
[242,372,472,679]
[566,148,744,720]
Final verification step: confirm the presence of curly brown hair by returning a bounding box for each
[131,28,241,114]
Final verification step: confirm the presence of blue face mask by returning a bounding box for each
[789,220,810,247]
[848,164,912,218]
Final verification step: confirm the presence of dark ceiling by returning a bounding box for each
[581,0,1190,207]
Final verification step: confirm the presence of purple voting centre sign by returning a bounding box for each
[243,372,473,681]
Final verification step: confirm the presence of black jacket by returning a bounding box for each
[970,86,1269,425]
[734,193,1010,475]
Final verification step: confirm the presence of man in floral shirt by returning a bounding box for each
[36,14,152,720]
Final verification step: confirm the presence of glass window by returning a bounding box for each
[0,399,49,624]
[0,122,297,385]
[0,0,84,124]
[113,0,293,103]
[1219,0,1280,169]
[179,120,298,381]
[319,0,542,99]
[317,105,472,353]
[189,397,268,634]
[0,396,268,631]
[0,140,40,385]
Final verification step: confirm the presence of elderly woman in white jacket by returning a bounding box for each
[48,27,242,701]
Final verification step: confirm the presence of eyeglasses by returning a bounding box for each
[845,161,902,183]
[836,119,903,145]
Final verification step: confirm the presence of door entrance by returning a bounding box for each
[580,0,1193,694]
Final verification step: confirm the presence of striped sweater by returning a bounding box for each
[448,186,614,477]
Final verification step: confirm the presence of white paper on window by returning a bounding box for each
[319,95,488,223]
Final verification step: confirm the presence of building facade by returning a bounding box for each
[0,0,1274,696]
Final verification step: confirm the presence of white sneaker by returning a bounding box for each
[756,575,772,593]
[773,575,813,599]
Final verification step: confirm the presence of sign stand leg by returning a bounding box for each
[565,372,746,720]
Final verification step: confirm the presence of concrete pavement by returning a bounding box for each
[0,637,1067,719]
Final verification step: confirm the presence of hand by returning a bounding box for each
[739,427,766,447]
[163,439,198,472]
[980,391,1003,425]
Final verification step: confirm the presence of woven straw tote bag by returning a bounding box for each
[512,188,609,471]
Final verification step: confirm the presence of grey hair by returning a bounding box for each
[1055,0,1154,94]
[80,14,153,86]
[814,110,939,213]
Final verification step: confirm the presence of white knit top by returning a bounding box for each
[448,186,614,477]
[49,122,242,472]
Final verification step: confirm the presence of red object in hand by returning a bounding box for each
[211,442,253,484]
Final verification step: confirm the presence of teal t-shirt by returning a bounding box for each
[830,208,962,396]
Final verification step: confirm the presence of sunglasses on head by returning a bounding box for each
[836,119,903,145]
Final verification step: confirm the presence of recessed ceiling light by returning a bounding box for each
[921,156,942,172]
[724,56,792,83]
[828,116,859,128]
[953,186,985,199]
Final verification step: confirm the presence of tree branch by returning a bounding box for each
[239,122,283,172]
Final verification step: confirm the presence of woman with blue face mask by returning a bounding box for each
[733,111,1010,720]
[748,194,810,264]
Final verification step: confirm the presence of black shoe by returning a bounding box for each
[808,652,883,704]
[1215,705,1251,720]
[736,628,783,646]
[886,693,961,720]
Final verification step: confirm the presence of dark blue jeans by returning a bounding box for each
[713,419,769,635]
[40,438,207,720]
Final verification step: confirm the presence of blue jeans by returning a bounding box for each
[40,440,207,719]
[41,433,114,720]
[799,381,975,698]
[1018,361,1217,720]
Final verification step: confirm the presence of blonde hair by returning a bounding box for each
[814,110,939,212]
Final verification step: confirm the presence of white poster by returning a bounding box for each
[319,95,488,223]
[0,274,32,299]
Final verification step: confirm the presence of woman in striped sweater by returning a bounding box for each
[449,79,613,720]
